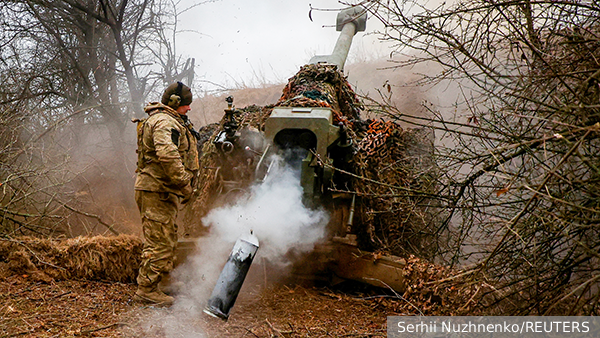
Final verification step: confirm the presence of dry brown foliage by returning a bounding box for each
[0,235,142,283]
[364,0,600,315]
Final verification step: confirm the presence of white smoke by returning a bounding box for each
[203,155,329,260]
[135,155,329,337]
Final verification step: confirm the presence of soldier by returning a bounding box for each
[133,82,199,305]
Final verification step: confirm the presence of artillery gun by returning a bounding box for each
[181,6,407,293]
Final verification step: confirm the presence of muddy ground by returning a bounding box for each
[1,273,409,338]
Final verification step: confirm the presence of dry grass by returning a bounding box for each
[0,235,142,283]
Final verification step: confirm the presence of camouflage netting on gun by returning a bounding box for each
[0,235,142,282]
[182,105,274,236]
[186,63,437,257]
[352,121,439,258]
[277,63,362,122]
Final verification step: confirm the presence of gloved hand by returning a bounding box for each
[181,183,193,204]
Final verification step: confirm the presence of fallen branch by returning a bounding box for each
[62,204,119,235]
[2,237,65,271]
[265,318,292,336]
[363,277,424,316]
[423,267,479,286]
[76,322,128,336]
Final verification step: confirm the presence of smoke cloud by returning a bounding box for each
[203,155,329,259]
[136,155,329,337]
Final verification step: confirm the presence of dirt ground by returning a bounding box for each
[0,234,477,337]
[1,274,406,338]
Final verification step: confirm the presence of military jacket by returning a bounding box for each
[134,102,199,196]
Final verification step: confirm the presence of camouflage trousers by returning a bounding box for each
[135,190,179,288]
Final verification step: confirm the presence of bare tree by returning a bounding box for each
[359,0,600,314]
[0,0,205,237]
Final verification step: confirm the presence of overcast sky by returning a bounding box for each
[176,0,383,92]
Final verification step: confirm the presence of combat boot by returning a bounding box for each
[134,285,174,306]
[159,279,185,296]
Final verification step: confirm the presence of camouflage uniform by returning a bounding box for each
[134,102,199,290]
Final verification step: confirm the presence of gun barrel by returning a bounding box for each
[309,7,367,70]
[328,22,357,70]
